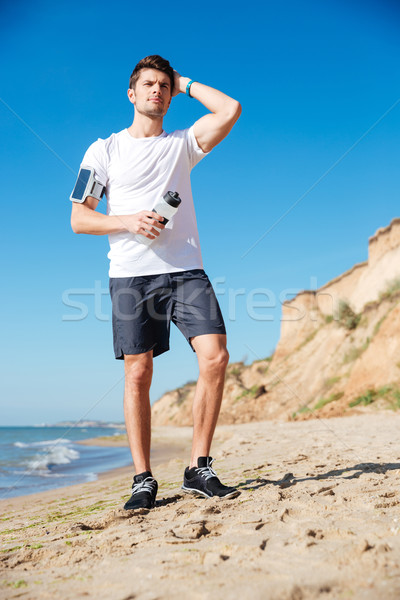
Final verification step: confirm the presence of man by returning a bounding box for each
[70,55,241,510]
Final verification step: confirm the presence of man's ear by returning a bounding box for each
[127,88,136,105]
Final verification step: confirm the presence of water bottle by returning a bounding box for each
[135,191,182,246]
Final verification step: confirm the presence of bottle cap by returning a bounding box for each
[163,191,181,208]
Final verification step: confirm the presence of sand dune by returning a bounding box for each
[1,414,400,599]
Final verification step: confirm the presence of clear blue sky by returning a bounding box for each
[1,0,399,425]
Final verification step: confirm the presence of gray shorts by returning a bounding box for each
[109,269,226,359]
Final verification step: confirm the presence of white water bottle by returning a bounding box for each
[135,191,182,246]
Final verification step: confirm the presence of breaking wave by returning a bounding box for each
[25,444,80,474]
[14,438,71,448]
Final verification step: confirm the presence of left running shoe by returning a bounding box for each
[182,457,240,499]
[124,471,158,510]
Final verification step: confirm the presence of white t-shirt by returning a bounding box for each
[81,126,208,277]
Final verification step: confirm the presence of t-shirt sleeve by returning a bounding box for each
[80,139,108,186]
[186,125,209,170]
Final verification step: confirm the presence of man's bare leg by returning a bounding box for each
[189,334,229,467]
[123,351,153,474]
[182,333,239,498]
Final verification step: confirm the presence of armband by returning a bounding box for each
[70,166,105,204]
[185,80,195,98]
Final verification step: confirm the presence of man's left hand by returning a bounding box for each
[172,70,191,97]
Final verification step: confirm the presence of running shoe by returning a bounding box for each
[124,471,158,510]
[182,457,240,499]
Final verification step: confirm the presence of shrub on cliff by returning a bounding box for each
[338,300,361,330]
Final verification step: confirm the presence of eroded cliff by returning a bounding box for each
[152,218,400,425]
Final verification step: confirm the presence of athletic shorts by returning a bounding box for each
[109,269,226,359]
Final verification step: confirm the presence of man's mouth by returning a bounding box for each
[149,98,162,104]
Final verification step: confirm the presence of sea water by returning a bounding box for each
[0,426,132,500]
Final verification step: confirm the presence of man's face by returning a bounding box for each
[128,68,172,118]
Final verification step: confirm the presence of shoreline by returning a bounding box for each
[2,414,400,599]
[0,426,194,506]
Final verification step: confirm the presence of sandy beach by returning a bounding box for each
[1,413,400,599]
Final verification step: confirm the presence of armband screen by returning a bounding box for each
[71,168,91,201]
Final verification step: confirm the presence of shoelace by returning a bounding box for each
[132,477,156,494]
[195,459,218,481]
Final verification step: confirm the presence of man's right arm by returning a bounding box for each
[70,197,165,239]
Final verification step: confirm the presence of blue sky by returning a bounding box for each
[1,0,399,425]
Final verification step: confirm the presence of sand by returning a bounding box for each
[1,413,400,600]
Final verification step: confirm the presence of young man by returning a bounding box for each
[70,55,241,509]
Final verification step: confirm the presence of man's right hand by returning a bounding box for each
[121,211,166,239]
[71,199,166,238]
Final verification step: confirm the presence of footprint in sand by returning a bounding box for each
[169,520,210,541]
[72,507,148,532]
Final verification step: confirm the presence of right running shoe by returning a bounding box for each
[182,457,240,499]
[124,471,158,510]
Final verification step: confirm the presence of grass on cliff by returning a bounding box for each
[343,337,370,364]
[313,392,344,410]
[349,385,400,409]
[235,385,267,403]
[323,376,341,389]
[378,277,400,302]
[292,391,344,419]
[227,362,246,378]
[338,300,361,330]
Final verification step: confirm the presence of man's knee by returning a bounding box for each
[124,353,153,387]
[199,347,229,375]
[218,347,230,369]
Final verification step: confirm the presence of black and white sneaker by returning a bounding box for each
[182,457,240,499]
[124,471,158,510]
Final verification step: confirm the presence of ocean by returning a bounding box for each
[0,426,132,500]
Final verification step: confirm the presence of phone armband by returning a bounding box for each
[70,166,105,204]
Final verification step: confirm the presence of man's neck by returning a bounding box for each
[127,114,164,139]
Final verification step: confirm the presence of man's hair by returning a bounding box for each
[129,55,174,93]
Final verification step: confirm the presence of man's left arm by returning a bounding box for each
[173,72,241,153]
